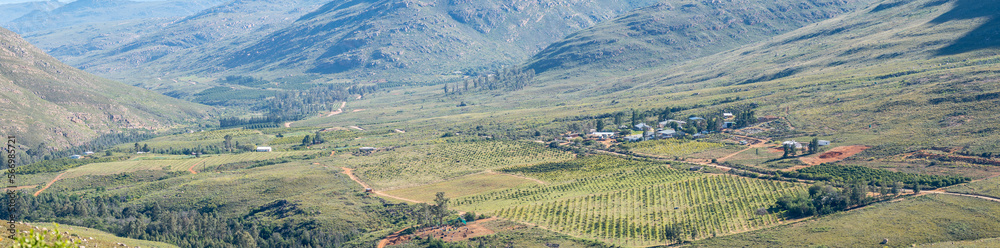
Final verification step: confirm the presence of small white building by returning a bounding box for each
[782,141,804,149]
[590,132,616,140]
[69,155,83,159]
[723,113,734,118]
[624,134,643,142]
[818,140,831,146]
[84,151,95,155]
[360,147,377,152]
[256,146,272,152]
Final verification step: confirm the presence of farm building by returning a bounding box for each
[590,132,616,140]
[360,147,377,152]
[624,134,643,142]
[693,133,706,139]
[634,123,652,131]
[723,113,734,118]
[84,151,94,155]
[656,129,677,139]
[69,155,82,159]
[818,140,831,146]
[659,119,687,127]
[723,122,736,128]
[782,141,804,149]
[688,116,706,121]
[256,146,272,152]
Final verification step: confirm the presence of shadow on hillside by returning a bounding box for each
[930,0,1000,55]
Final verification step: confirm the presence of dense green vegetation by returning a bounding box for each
[783,164,970,188]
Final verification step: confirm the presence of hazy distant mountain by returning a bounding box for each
[525,0,878,75]
[0,0,62,23]
[0,27,210,148]
[3,0,224,33]
[49,0,664,93]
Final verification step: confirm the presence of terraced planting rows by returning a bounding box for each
[450,156,805,247]
[349,141,575,189]
[619,140,725,157]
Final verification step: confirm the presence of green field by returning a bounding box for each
[61,151,321,179]
[447,155,804,247]
[692,194,1000,247]
[619,140,726,158]
[947,176,1000,199]
[384,172,541,203]
[918,237,1000,248]
[333,140,575,190]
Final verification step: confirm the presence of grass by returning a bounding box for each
[60,151,322,180]
[0,222,178,248]
[384,172,541,203]
[947,175,1000,199]
[918,237,1000,247]
[691,194,1000,247]
[619,139,725,158]
[332,140,575,190]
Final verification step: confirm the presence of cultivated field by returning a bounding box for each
[691,194,1000,247]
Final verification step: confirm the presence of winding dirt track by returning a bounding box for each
[187,159,206,174]
[340,167,422,203]
[33,171,66,196]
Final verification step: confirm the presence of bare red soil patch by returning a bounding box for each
[380,218,497,247]
[799,145,870,166]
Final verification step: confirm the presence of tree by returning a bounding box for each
[134,143,140,153]
[237,231,258,248]
[809,138,820,154]
[433,192,450,225]
[595,119,605,132]
[224,134,234,152]
[313,131,325,144]
[913,183,921,194]
[301,135,312,146]
[534,130,541,137]
[142,144,150,153]
[105,150,112,156]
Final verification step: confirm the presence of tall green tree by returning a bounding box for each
[301,135,312,146]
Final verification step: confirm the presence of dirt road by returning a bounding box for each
[327,102,347,117]
[349,126,365,131]
[340,167,422,203]
[187,159,207,174]
[34,171,67,196]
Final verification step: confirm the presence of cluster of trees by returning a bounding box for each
[219,115,295,128]
[217,76,270,87]
[2,191,420,248]
[774,183,901,218]
[346,84,380,96]
[6,132,156,167]
[781,164,969,188]
[300,131,326,146]
[446,68,536,94]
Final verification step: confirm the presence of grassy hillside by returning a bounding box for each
[691,194,1000,247]
[0,27,211,148]
[507,0,1000,156]
[525,0,878,75]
